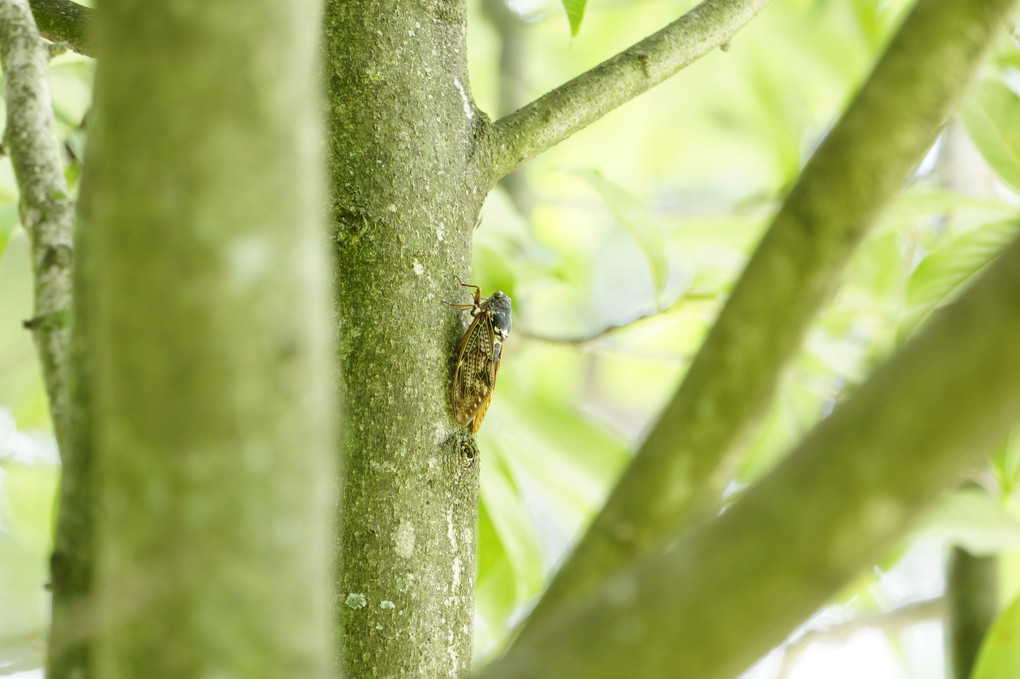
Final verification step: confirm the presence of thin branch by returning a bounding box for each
[519,318,655,344]
[0,0,75,451]
[27,0,92,58]
[510,0,1017,638]
[778,598,946,678]
[947,546,998,679]
[478,226,1020,679]
[520,308,672,344]
[479,0,773,186]
[1006,19,1020,49]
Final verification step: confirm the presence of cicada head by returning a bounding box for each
[487,291,512,341]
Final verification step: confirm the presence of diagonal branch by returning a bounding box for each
[478,226,1020,679]
[478,0,772,186]
[0,0,75,451]
[27,0,92,57]
[511,0,1017,638]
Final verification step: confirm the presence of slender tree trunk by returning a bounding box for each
[481,0,533,217]
[81,1,336,677]
[940,128,1000,679]
[324,0,489,674]
[948,546,998,678]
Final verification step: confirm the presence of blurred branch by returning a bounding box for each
[0,0,75,452]
[511,0,1018,639]
[937,120,1001,679]
[948,547,998,679]
[478,0,772,186]
[481,0,534,217]
[778,598,946,679]
[27,0,92,57]
[1006,19,1020,49]
[520,309,670,344]
[479,226,1020,678]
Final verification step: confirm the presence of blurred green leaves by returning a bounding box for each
[571,169,669,305]
[960,76,1020,194]
[0,201,16,259]
[972,590,1020,679]
[0,415,59,674]
[467,0,1020,661]
[913,488,1020,557]
[901,218,1020,340]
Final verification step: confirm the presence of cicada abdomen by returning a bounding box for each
[447,278,512,433]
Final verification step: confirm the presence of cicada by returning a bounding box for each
[447,277,512,433]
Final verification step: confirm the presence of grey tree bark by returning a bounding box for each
[324,1,486,674]
[0,3,81,677]
[323,0,767,674]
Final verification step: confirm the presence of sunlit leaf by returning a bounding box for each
[971,590,1020,679]
[899,219,1020,340]
[992,430,1020,500]
[560,0,587,36]
[960,77,1020,195]
[475,500,517,655]
[571,169,669,303]
[479,442,544,599]
[912,488,1020,556]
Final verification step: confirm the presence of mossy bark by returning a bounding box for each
[81,1,336,677]
[324,0,489,675]
[26,0,93,57]
[0,4,82,677]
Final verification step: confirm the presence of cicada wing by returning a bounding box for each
[470,340,503,434]
[451,313,498,427]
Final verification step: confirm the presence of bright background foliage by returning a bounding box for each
[4,0,1020,677]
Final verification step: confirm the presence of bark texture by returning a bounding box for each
[83,1,336,678]
[0,6,84,676]
[324,0,487,675]
[0,0,73,448]
[27,0,92,57]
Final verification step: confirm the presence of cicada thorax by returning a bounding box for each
[448,280,512,433]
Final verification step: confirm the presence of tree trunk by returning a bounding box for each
[81,1,336,677]
[324,0,488,675]
[948,546,998,679]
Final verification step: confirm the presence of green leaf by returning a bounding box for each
[571,169,669,303]
[475,500,518,651]
[899,219,1020,340]
[911,488,1020,556]
[479,443,544,599]
[560,0,587,36]
[992,430,1020,499]
[971,590,1020,679]
[960,77,1020,194]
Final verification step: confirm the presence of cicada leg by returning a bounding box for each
[454,276,483,306]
